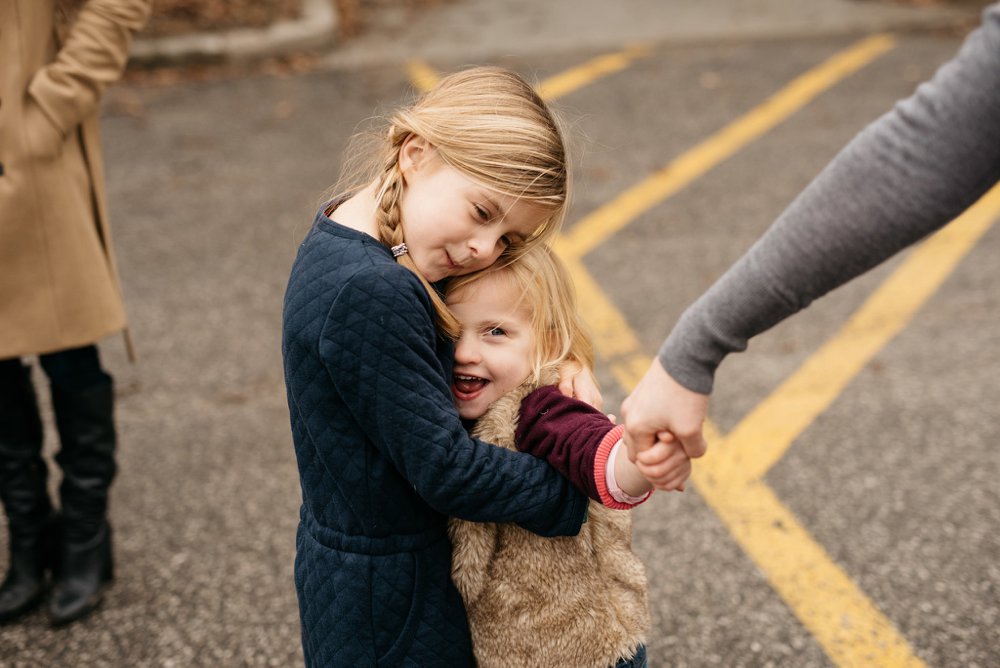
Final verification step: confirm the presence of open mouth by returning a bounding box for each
[452,373,489,400]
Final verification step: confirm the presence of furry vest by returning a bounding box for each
[449,372,650,668]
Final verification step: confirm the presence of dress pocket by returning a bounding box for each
[374,550,427,665]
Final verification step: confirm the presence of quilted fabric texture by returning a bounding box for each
[282,209,588,666]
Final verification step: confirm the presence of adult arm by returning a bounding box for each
[626,4,1000,459]
[663,4,1000,395]
[321,267,587,538]
[27,0,152,139]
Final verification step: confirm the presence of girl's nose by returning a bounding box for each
[454,334,480,364]
[468,229,502,261]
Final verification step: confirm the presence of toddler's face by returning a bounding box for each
[448,275,535,420]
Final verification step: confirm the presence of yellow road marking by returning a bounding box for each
[407,59,441,92]
[556,34,896,260]
[697,474,927,667]
[536,45,651,100]
[552,34,960,667]
[407,45,651,99]
[565,245,931,666]
[724,185,1000,481]
[560,255,656,390]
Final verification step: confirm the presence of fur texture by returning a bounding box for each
[449,372,650,668]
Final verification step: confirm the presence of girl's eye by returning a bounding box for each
[474,205,490,222]
[487,326,506,337]
[499,235,513,248]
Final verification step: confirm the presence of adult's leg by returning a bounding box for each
[40,345,117,625]
[0,358,58,623]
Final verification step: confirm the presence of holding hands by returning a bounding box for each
[622,358,710,492]
[635,432,692,492]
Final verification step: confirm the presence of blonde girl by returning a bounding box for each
[282,67,597,666]
[445,246,690,668]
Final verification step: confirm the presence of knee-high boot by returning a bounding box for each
[48,378,117,626]
[0,362,58,623]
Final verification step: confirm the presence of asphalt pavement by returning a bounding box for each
[2,1,997,666]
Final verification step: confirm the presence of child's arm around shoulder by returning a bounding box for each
[319,264,587,536]
[516,385,651,509]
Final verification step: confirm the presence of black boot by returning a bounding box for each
[49,521,112,626]
[0,515,60,624]
[0,361,57,624]
[48,378,117,626]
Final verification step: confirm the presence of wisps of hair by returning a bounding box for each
[331,66,571,340]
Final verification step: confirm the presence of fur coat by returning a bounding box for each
[449,372,650,668]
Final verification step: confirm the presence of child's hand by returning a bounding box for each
[557,360,603,411]
[635,431,691,492]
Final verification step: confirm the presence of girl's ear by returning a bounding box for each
[399,134,434,178]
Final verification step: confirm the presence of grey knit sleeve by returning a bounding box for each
[660,2,1000,394]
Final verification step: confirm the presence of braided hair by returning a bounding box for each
[336,66,571,339]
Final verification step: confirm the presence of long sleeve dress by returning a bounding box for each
[282,209,588,667]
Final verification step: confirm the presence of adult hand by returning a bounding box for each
[621,357,709,462]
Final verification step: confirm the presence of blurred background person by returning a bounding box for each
[0,0,151,626]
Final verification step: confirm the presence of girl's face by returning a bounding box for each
[448,275,535,420]
[398,137,549,283]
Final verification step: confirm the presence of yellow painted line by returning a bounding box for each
[567,184,1000,664]
[407,59,440,92]
[407,45,650,100]
[536,45,651,100]
[556,34,897,259]
[725,184,1000,481]
[564,245,929,666]
[696,474,927,667]
[563,186,1000,667]
[560,254,653,390]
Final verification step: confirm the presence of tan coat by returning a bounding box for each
[449,372,650,668]
[0,0,151,358]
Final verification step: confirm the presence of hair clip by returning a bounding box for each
[391,243,408,258]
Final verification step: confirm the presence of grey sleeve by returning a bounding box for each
[660,2,1000,394]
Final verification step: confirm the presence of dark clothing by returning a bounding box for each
[1,345,108,392]
[282,210,587,666]
[517,384,623,504]
[615,645,649,668]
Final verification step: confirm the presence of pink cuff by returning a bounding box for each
[594,425,647,509]
[607,441,652,505]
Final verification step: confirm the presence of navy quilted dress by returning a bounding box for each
[282,209,588,667]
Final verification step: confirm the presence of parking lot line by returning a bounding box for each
[557,34,896,259]
[535,44,651,100]
[407,44,651,98]
[720,185,1000,481]
[406,59,441,93]
[553,34,952,667]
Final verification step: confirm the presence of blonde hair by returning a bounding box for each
[447,245,593,385]
[334,66,571,338]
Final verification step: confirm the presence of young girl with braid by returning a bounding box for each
[282,67,651,666]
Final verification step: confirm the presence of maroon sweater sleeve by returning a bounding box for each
[515,385,616,503]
